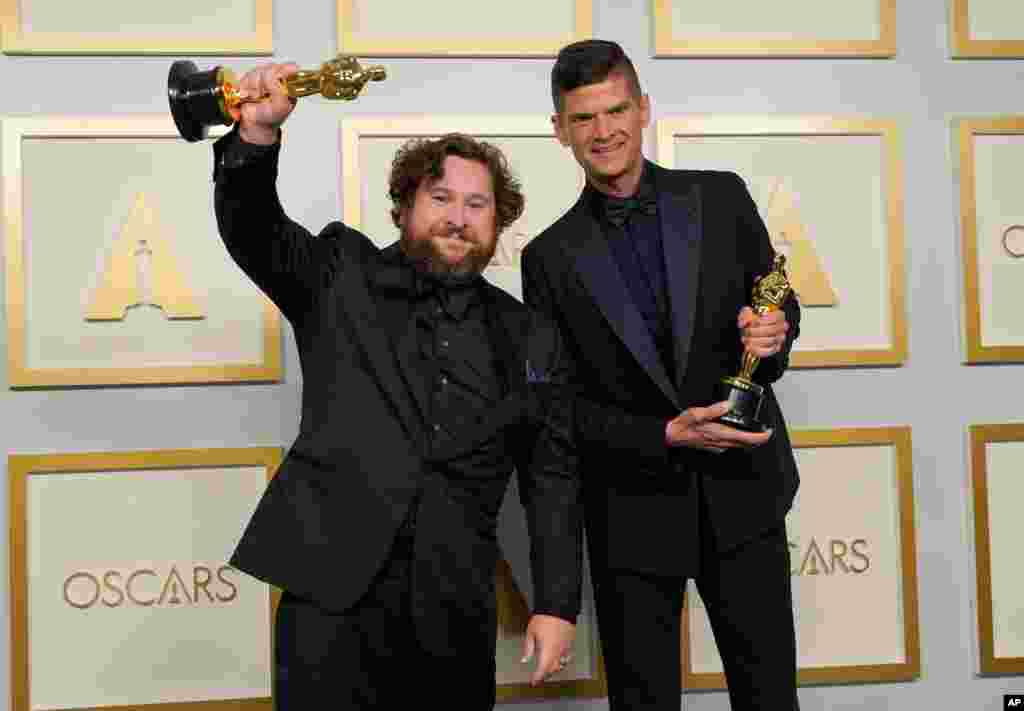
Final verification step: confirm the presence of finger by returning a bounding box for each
[520,631,536,665]
[531,644,556,685]
[267,63,300,99]
[689,401,731,424]
[699,423,773,446]
[736,306,756,329]
[743,320,789,340]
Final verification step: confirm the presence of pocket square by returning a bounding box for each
[525,360,551,384]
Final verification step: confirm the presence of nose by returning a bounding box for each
[593,113,612,140]
[445,200,467,230]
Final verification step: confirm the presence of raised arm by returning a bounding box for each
[212,62,344,324]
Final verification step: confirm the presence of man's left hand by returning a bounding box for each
[738,306,789,359]
[521,614,576,685]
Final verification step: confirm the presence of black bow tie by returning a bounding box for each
[416,270,479,297]
[603,194,657,228]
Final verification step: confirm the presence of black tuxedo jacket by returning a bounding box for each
[213,133,581,657]
[522,161,799,578]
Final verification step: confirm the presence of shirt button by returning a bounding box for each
[433,424,441,432]
[440,376,448,386]
[441,340,449,348]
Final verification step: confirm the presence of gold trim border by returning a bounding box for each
[957,117,1024,364]
[969,423,1024,675]
[8,447,283,711]
[1,0,272,55]
[337,0,593,57]
[2,116,283,388]
[681,427,920,687]
[652,0,895,58]
[656,115,908,369]
[951,0,1024,58]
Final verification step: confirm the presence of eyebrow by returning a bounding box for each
[429,186,493,202]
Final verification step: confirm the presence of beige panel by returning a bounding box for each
[339,0,592,56]
[965,0,1024,41]
[658,117,907,368]
[654,0,895,57]
[973,135,1024,347]
[958,118,1024,363]
[986,442,1024,660]
[3,117,282,386]
[1,0,272,54]
[9,449,281,711]
[668,0,879,41]
[684,428,919,687]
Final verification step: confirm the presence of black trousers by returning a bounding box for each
[273,527,497,710]
[591,503,799,711]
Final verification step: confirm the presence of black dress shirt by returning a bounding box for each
[587,163,676,385]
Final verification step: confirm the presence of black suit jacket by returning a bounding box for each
[522,161,799,578]
[213,132,582,657]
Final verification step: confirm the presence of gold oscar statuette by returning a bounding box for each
[714,253,793,432]
[167,54,387,142]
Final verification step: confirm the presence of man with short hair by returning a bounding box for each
[216,62,581,710]
[523,39,801,710]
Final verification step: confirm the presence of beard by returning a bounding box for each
[399,224,496,276]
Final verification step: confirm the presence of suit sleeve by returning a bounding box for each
[515,312,582,623]
[731,173,801,384]
[522,246,671,468]
[213,127,345,325]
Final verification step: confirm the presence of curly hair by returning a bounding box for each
[388,133,524,235]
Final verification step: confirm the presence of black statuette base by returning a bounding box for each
[714,376,767,432]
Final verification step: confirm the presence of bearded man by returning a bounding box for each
[215,62,581,710]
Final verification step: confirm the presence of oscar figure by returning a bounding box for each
[715,253,793,432]
[167,54,387,142]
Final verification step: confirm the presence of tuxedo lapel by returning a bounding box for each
[567,201,679,408]
[657,167,702,389]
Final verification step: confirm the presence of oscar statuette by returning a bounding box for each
[167,54,387,142]
[714,253,793,432]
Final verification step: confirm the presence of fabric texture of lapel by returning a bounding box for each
[563,185,680,409]
[652,162,703,391]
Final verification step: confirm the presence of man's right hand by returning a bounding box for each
[665,401,772,453]
[236,62,301,146]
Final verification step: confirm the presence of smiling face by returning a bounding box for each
[398,155,498,275]
[552,71,650,198]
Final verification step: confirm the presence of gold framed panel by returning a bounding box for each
[340,115,585,304]
[2,116,282,387]
[8,447,282,711]
[682,427,920,687]
[951,0,1024,58]
[657,116,907,368]
[970,424,1024,675]
[1,0,272,55]
[957,117,1024,363]
[652,0,895,57]
[337,0,592,56]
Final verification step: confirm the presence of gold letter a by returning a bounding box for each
[85,192,204,321]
